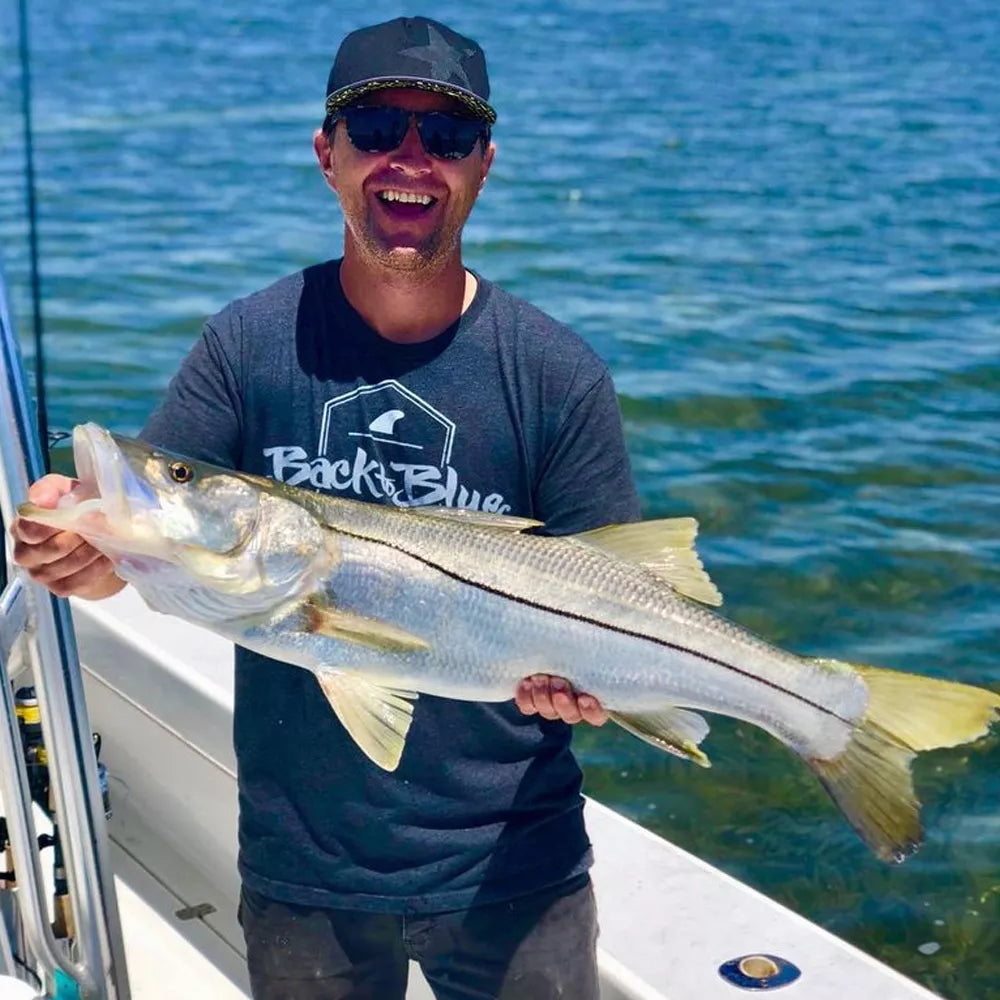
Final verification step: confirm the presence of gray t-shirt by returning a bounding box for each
[143,259,641,913]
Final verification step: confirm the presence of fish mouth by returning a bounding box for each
[72,423,126,522]
[17,423,157,539]
[71,422,165,533]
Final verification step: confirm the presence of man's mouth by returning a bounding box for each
[375,189,438,217]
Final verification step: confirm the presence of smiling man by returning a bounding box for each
[315,82,492,344]
[11,16,641,1000]
[321,90,491,276]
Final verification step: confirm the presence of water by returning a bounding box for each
[1,1,998,996]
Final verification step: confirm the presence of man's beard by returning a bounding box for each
[344,194,469,273]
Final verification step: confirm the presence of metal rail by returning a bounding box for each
[0,267,131,998]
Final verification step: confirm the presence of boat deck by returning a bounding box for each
[73,589,943,1000]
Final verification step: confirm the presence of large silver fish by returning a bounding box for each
[20,424,1000,862]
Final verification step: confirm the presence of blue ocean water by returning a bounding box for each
[1,1,997,996]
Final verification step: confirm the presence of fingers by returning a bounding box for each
[10,474,79,545]
[577,692,610,727]
[40,554,117,599]
[544,677,581,723]
[514,674,608,727]
[9,472,119,598]
[10,516,59,545]
[27,473,78,508]
[14,531,120,598]
[514,678,537,717]
[12,525,93,572]
[14,534,109,593]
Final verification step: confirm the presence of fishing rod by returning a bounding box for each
[17,0,51,472]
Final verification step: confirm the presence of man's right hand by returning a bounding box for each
[9,474,125,600]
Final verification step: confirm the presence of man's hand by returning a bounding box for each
[514,674,609,726]
[10,474,125,600]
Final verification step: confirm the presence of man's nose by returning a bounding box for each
[389,118,431,170]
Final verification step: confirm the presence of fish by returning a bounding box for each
[18,423,1000,863]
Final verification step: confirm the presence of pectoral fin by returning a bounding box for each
[301,597,429,653]
[315,669,418,771]
[574,518,723,606]
[610,707,712,767]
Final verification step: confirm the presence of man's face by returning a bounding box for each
[314,88,495,272]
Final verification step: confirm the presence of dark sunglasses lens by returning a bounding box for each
[416,113,484,160]
[342,107,409,153]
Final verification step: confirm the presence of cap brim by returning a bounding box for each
[325,77,496,124]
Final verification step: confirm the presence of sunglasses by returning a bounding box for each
[331,105,489,161]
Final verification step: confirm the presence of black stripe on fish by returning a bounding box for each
[330,526,853,726]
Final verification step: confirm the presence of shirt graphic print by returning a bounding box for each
[263,378,512,513]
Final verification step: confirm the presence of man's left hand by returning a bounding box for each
[514,674,608,726]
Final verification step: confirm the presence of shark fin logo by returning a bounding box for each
[349,408,422,452]
[366,409,405,435]
[263,380,510,513]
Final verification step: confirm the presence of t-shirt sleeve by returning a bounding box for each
[533,371,641,534]
[140,312,242,468]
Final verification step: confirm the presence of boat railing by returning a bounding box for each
[0,265,131,999]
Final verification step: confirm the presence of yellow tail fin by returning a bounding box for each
[806,662,1000,863]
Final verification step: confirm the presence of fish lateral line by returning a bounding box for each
[322,522,854,727]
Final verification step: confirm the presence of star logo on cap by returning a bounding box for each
[400,24,473,87]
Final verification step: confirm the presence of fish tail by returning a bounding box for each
[806,661,1000,863]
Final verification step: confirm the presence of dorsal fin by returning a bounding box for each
[408,506,543,531]
[573,518,723,606]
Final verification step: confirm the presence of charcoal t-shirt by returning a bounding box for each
[142,259,641,913]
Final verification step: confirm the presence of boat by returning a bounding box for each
[0,265,947,999]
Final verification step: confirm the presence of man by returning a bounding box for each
[12,16,640,1000]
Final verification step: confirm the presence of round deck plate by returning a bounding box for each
[718,953,802,990]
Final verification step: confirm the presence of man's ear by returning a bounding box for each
[313,127,338,192]
[478,140,496,193]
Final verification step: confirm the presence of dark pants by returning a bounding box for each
[238,876,600,1000]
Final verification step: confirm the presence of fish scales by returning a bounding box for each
[221,512,861,760]
[308,495,869,744]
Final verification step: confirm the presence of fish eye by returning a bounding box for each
[168,461,195,484]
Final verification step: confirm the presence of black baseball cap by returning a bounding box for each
[324,16,496,126]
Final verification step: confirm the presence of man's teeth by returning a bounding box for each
[378,190,434,205]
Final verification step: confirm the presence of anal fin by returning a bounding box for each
[610,707,712,767]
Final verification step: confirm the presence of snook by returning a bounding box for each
[20,424,1000,863]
